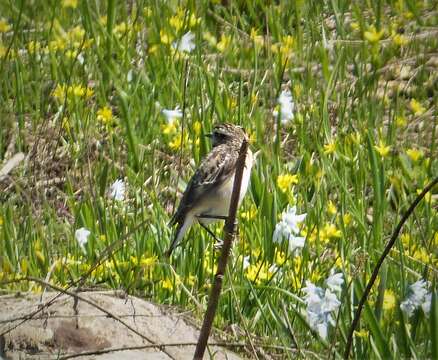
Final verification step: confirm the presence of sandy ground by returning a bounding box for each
[0,291,241,359]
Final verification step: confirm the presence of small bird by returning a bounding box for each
[166,123,254,256]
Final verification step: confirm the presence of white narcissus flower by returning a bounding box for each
[75,227,90,250]
[109,179,125,201]
[172,31,196,53]
[301,278,342,339]
[326,272,344,293]
[282,206,307,234]
[162,107,183,122]
[273,205,306,255]
[273,89,295,124]
[400,279,431,317]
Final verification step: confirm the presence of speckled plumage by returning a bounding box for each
[167,123,253,256]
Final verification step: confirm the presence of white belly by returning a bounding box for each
[196,150,253,225]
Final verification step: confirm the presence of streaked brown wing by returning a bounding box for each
[169,145,237,226]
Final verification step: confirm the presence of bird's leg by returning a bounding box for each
[199,222,223,249]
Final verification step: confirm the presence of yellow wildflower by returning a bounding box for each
[383,289,396,311]
[400,233,410,248]
[162,120,178,135]
[410,99,425,116]
[374,140,391,158]
[250,28,264,47]
[364,25,384,43]
[169,14,183,31]
[277,173,299,193]
[169,133,189,151]
[97,106,113,124]
[406,148,423,162]
[0,216,3,226]
[392,33,408,46]
[62,0,78,8]
[99,234,106,241]
[310,270,322,283]
[324,141,336,155]
[192,121,201,136]
[162,278,173,290]
[395,115,406,127]
[412,247,429,264]
[350,22,360,31]
[320,223,342,242]
[203,31,217,46]
[0,19,11,33]
[274,251,286,266]
[343,213,352,226]
[416,189,431,203]
[21,258,29,275]
[217,34,231,52]
[27,41,41,54]
[355,329,369,338]
[327,200,337,216]
[246,262,272,284]
[35,250,45,264]
[140,256,157,268]
[160,30,173,45]
[241,204,257,221]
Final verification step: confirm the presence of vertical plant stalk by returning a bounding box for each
[344,176,438,359]
[194,138,249,360]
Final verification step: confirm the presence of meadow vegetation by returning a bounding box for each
[0,0,437,358]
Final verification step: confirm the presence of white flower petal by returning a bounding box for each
[162,108,183,122]
[75,227,90,250]
[326,272,344,293]
[172,31,196,53]
[109,179,125,201]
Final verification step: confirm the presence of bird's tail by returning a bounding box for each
[165,216,192,257]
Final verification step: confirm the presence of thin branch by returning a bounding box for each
[193,137,249,359]
[344,176,438,359]
[57,341,299,360]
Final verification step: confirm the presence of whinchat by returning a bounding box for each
[166,123,254,256]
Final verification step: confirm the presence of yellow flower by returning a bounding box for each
[162,120,178,135]
[97,106,113,124]
[416,188,431,203]
[392,33,408,46]
[383,289,396,311]
[27,41,41,54]
[140,256,157,268]
[310,270,322,283]
[0,216,3,226]
[160,30,173,45]
[395,115,406,127]
[35,250,45,264]
[203,31,217,46]
[217,34,231,52]
[354,329,369,338]
[21,258,29,274]
[277,173,299,193]
[274,251,286,266]
[320,223,342,243]
[406,148,423,162]
[327,200,337,216]
[342,213,352,226]
[324,141,336,155]
[62,0,78,8]
[412,247,430,264]
[0,19,11,33]
[401,233,410,248]
[374,140,391,158]
[193,121,201,136]
[410,99,425,116]
[364,25,384,43]
[169,15,183,31]
[246,262,272,284]
[162,278,173,290]
[169,133,189,151]
[241,204,257,221]
[186,275,196,286]
[250,28,264,47]
[350,22,360,31]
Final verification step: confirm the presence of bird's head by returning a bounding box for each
[207,123,247,147]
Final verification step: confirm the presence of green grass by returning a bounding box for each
[0,0,437,358]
